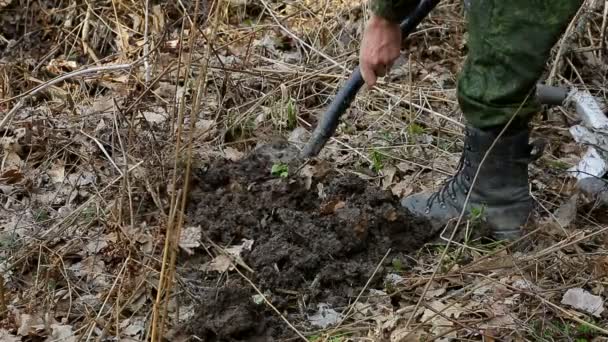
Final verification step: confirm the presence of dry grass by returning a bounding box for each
[0,0,607,341]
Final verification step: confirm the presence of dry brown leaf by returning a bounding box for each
[196,119,217,139]
[45,324,76,342]
[0,329,19,342]
[421,301,463,324]
[83,237,109,255]
[120,317,145,337]
[300,165,316,190]
[67,171,96,187]
[479,315,516,329]
[48,162,65,184]
[139,108,168,124]
[561,288,605,317]
[288,127,308,144]
[592,256,608,278]
[0,0,13,9]
[390,328,425,342]
[179,226,202,255]
[0,169,24,184]
[382,165,397,190]
[554,194,578,228]
[383,208,398,222]
[2,152,22,171]
[424,287,447,300]
[429,317,455,339]
[17,313,44,336]
[391,180,413,198]
[320,199,346,215]
[224,147,245,162]
[204,239,254,272]
[72,256,108,288]
[46,59,78,74]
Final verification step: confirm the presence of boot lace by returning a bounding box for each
[424,144,472,213]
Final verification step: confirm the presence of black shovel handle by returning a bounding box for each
[300,0,441,158]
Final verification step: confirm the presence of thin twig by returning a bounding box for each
[143,0,151,83]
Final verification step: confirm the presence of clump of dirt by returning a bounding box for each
[182,140,439,341]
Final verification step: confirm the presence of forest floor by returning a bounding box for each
[1,0,608,341]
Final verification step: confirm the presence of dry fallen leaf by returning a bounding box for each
[0,329,19,342]
[139,108,168,124]
[204,239,254,272]
[479,314,516,329]
[83,237,109,255]
[391,180,413,198]
[17,313,44,336]
[0,169,24,184]
[0,0,13,9]
[45,324,76,342]
[421,301,463,322]
[429,317,456,340]
[224,147,245,162]
[554,194,578,228]
[72,256,109,288]
[390,328,425,342]
[561,288,605,317]
[2,152,22,171]
[382,166,397,190]
[67,171,96,187]
[424,287,447,300]
[120,317,146,337]
[196,119,217,140]
[179,226,202,255]
[288,127,308,144]
[320,199,346,215]
[46,59,79,74]
[592,256,608,278]
[307,303,343,329]
[48,162,66,184]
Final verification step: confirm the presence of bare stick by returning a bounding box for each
[600,0,608,58]
[143,0,151,83]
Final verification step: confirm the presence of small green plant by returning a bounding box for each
[392,258,404,272]
[407,123,426,136]
[271,163,289,178]
[548,159,572,170]
[470,205,486,223]
[269,96,298,131]
[35,209,50,222]
[370,149,384,173]
[225,115,255,142]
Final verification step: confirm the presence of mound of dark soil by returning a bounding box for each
[182,140,439,341]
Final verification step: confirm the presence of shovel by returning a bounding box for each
[300,0,569,158]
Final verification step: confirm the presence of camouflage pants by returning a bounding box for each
[458,0,583,128]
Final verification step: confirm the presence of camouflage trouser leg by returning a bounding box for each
[458,0,583,129]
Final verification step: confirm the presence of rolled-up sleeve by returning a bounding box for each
[370,0,420,23]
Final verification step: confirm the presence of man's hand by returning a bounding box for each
[359,14,402,87]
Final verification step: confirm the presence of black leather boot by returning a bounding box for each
[401,125,542,241]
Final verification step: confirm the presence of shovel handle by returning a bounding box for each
[301,0,441,158]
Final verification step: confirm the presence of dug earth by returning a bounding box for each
[180,140,440,341]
